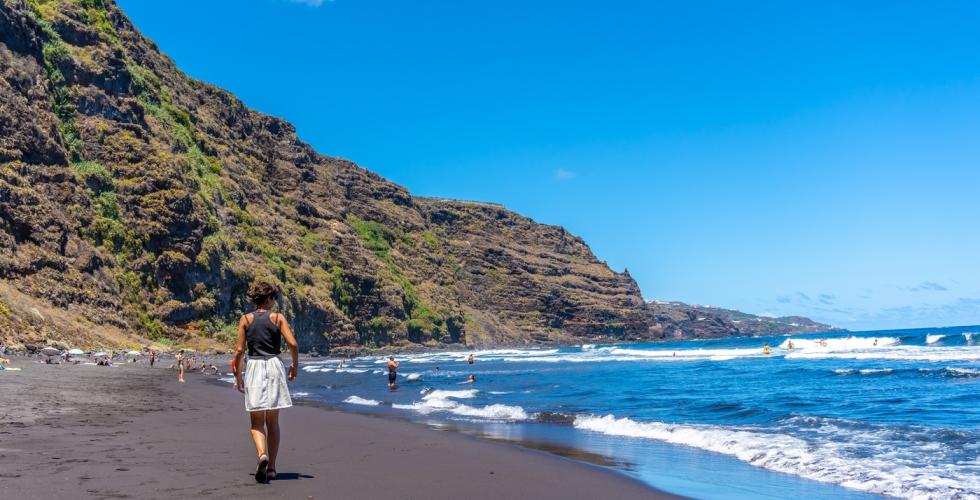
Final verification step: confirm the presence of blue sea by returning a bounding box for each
[238,326,980,499]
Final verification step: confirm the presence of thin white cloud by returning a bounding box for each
[555,169,577,181]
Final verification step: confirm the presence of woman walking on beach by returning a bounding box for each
[175,350,185,383]
[234,281,299,483]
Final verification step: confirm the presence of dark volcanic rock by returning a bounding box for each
[0,0,761,351]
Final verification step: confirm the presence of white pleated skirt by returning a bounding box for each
[244,357,293,412]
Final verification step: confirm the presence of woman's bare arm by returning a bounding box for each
[233,314,248,393]
[277,313,299,381]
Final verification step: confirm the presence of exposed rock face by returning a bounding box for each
[648,301,844,338]
[0,0,692,351]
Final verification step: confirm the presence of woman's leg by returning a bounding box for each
[266,410,281,469]
[249,411,268,459]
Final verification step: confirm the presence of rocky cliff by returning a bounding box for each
[648,301,843,337]
[0,0,836,352]
[0,0,681,352]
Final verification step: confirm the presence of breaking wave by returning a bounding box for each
[344,395,381,406]
[392,389,528,421]
[574,414,980,499]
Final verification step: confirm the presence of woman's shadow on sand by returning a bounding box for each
[251,472,314,481]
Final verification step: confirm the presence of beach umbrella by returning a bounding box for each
[126,350,142,357]
[40,347,61,356]
[68,349,85,355]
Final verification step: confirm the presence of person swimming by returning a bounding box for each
[763,343,772,355]
[460,374,476,384]
[787,340,795,350]
[467,353,474,365]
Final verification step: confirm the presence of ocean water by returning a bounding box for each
[279,327,979,499]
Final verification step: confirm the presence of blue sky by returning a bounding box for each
[116,0,980,330]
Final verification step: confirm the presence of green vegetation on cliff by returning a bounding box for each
[0,0,774,352]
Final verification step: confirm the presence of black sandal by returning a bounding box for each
[267,468,277,480]
[255,454,270,483]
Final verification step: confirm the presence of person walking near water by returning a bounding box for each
[387,356,399,389]
[149,350,156,367]
[176,350,185,383]
[234,281,298,484]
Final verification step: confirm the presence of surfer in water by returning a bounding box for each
[387,356,399,389]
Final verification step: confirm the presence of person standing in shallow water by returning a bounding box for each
[234,281,299,484]
[387,356,399,389]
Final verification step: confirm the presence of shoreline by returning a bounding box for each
[0,357,677,499]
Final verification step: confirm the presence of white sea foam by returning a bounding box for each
[293,392,311,398]
[926,334,947,344]
[336,368,369,373]
[609,347,767,360]
[218,376,235,384]
[393,389,527,421]
[787,346,980,362]
[946,367,980,376]
[344,395,380,406]
[402,373,422,381]
[964,333,974,344]
[859,368,892,375]
[780,336,899,350]
[574,415,980,499]
[832,368,895,375]
[301,365,334,373]
[387,348,562,365]
[422,389,477,399]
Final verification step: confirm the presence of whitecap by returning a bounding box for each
[573,414,980,499]
[946,367,980,377]
[393,388,527,421]
[780,337,899,350]
[787,346,980,362]
[926,334,947,344]
[344,395,381,406]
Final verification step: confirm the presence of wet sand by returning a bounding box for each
[0,357,675,499]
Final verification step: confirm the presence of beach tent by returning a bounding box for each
[125,351,142,357]
[93,351,109,357]
[40,347,61,356]
[68,349,85,355]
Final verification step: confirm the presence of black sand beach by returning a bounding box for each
[0,358,674,499]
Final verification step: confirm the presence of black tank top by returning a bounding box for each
[245,310,282,357]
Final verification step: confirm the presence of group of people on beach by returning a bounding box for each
[171,351,219,383]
